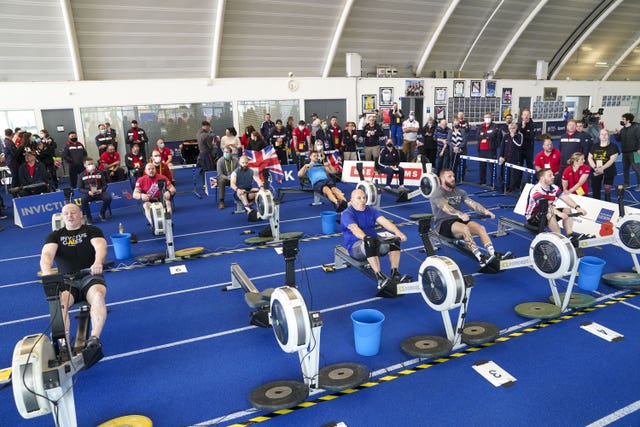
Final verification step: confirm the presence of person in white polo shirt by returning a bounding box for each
[402,111,420,162]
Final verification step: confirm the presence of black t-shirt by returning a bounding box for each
[45,225,105,274]
[589,143,619,176]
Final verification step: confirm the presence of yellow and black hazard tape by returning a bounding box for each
[227,289,640,426]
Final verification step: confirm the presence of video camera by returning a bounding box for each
[582,108,604,126]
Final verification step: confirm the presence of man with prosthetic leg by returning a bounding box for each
[430,168,510,271]
[341,188,410,295]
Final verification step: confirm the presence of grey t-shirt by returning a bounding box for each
[429,185,471,232]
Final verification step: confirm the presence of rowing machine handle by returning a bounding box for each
[617,184,625,218]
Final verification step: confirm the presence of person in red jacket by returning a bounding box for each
[534,134,561,181]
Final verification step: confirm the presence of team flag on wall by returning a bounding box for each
[244,145,284,183]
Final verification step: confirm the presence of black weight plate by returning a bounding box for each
[280,231,304,240]
[135,252,166,264]
[548,292,596,309]
[602,272,640,288]
[245,236,273,245]
[249,380,309,411]
[462,322,500,346]
[318,362,370,391]
[514,302,562,319]
[400,335,452,358]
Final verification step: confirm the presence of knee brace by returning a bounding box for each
[363,236,380,258]
[388,238,401,253]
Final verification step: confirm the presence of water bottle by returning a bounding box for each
[118,222,124,234]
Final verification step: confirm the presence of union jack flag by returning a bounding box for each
[244,145,284,183]
[325,149,343,175]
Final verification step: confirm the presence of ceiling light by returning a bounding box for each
[594,61,609,67]
[581,45,593,51]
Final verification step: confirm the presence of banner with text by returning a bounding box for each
[341,160,428,186]
[13,180,137,228]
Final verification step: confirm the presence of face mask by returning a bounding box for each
[620,120,625,126]
[223,153,231,160]
[321,124,328,130]
[34,138,41,143]
[100,129,107,135]
[484,118,491,124]
[298,126,305,131]
[409,116,415,121]
[70,137,78,142]
[153,156,161,163]
[86,164,95,172]
[159,143,165,149]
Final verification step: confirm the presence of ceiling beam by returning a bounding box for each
[458,0,506,73]
[549,0,624,80]
[601,34,640,81]
[210,0,226,79]
[491,0,548,76]
[322,0,355,78]
[59,0,83,81]
[415,0,460,77]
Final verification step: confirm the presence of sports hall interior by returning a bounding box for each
[1,1,640,426]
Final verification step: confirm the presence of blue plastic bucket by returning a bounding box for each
[321,211,337,234]
[111,233,132,260]
[351,309,385,356]
[577,256,606,291]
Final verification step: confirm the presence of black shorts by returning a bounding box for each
[438,218,470,239]
[313,179,335,193]
[527,214,562,228]
[63,274,106,303]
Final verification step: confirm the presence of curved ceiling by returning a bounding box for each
[1,0,638,82]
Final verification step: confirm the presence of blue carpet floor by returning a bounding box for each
[1,145,639,427]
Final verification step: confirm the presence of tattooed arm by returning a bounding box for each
[463,196,495,219]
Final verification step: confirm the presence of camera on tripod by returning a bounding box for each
[582,108,604,127]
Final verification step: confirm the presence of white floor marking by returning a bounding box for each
[586,400,640,427]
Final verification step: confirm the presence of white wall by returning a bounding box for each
[1,76,638,140]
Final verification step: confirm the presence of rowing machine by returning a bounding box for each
[332,239,414,298]
[144,179,176,262]
[225,238,299,327]
[354,158,439,207]
[400,255,500,357]
[421,214,512,273]
[249,284,369,411]
[12,271,103,426]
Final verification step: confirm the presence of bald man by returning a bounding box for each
[40,204,108,349]
[341,188,408,289]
